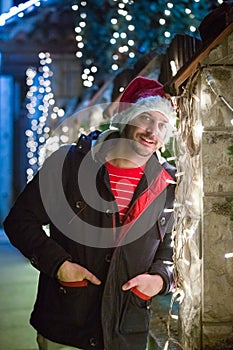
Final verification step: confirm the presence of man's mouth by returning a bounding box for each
[140,136,155,145]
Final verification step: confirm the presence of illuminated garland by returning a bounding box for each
[109,0,135,73]
[70,0,224,90]
[164,62,233,349]
[72,1,98,88]
[0,0,41,26]
[25,52,65,182]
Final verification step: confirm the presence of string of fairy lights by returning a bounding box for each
[71,0,135,87]
[25,52,65,182]
[0,0,224,28]
[70,0,224,88]
[162,62,233,350]
[72,1,97,88]
[0,0,41,26]
[108,0,135,73]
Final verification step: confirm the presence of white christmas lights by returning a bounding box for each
[159,18,166,25]
[164,9,171,16]
[0,0,40,26]
[72,1,99,87]
[170,60,177,76]
[190,25,196,32]
[109,0,135,74]
[25,52,66,182]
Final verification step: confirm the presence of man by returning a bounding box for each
[4,76,177,350]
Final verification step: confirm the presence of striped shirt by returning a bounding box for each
[106,161,145,223]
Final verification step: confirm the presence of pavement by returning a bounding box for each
[0,228,179,350]
[0,228,39,350]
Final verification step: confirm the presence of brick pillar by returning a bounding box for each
[174,31,233,349]
[0,75,14,223]
[200,31,233,349]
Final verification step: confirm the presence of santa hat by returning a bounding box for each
[110,76,176,141]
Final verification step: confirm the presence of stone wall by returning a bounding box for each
[200,30,233,349]
[174,30,233,349]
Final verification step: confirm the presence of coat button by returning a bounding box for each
[59,286,67,294]
[30,256,39,267]
[105,209,112,216]
[105,254,112,263]
[160,216,166,226]
[75,201,83,209]
[89,337,97,347]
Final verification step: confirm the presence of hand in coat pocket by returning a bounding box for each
[57,260,101,286]
[122,273,164,298]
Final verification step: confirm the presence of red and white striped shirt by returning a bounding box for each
[106,161,145,223]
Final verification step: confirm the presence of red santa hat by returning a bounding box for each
[120,76,165,107]
[110,76,176,138]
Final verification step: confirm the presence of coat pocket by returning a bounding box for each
[119,291,151,334]
[58,279,88,287]
[131,286,152,301]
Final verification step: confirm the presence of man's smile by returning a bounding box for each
[139,135,155,145]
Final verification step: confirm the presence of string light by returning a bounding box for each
[167,62,233,349]
[25,52,66,182]
[164,31,171,38]
[205,69,233,113]
[190,25,196,32]
[170,60,177,76]
[0,0,41,26]
[159,18,166,25]
[72,1,100,88]
[70,0,215,87]
[109,0,135,74]
[74,0,137,83]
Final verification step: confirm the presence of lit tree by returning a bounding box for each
[72,0,222,87]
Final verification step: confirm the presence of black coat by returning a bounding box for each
[3,131,176,350]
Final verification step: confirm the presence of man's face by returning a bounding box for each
[122,110,169,158]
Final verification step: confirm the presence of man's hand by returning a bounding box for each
[57,260,101,285]
[122,274,164,297]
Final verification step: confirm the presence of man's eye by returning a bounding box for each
[158,122,167,130]
[140,115,151,122]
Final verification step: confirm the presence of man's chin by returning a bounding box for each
[133,144,155,157]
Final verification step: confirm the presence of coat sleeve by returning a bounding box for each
[3,147,72,278]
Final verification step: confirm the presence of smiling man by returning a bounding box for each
[4,76,177,350]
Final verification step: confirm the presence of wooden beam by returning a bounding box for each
[172,22,233,92]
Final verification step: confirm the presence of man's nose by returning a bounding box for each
[146,122,159,135]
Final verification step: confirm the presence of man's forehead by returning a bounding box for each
[136,110,169,122]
